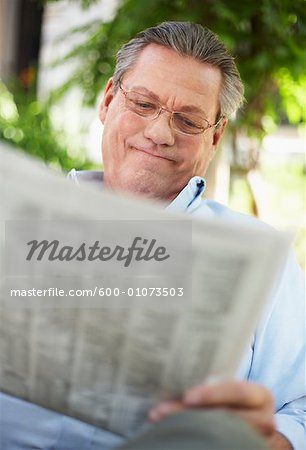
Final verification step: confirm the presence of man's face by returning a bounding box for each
[99,43,227,202]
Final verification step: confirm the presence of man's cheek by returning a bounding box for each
[120,111,143,133]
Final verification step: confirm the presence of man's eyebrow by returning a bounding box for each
[130,85,208,117]
[131,85,160,101]
[178,105,207,116]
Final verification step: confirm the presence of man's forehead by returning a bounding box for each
[131,43,221,80]
[122,44,222,114]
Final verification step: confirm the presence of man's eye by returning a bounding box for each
[135,101,156,110]
[175,115,201,129]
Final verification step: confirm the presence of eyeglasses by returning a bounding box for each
[119,84,224,136]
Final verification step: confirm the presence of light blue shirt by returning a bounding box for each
[1,172,305,449]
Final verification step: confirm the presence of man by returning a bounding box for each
[2,21,305,450]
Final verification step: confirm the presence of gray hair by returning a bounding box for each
[113,21,244,118]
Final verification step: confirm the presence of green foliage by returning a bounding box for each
[41,0,100,8]
[48,0,306,139]
[0,79,93,171]
[276,69,306,124]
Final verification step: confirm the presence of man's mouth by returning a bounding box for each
[130,146,174,162]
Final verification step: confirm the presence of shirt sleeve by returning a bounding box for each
[275,397,306,450]
[0,392,125,450]
[248,250,306,449]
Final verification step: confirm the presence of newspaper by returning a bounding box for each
[0,144,290,438]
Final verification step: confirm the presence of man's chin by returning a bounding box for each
[104,163,182,202]
[112,176,171,202]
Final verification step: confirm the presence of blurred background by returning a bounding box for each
[0,0,305,267]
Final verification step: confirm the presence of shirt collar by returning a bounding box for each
[166,176,206,213]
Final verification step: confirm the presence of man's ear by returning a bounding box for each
[99,78,114,124]
[212,118,228,147]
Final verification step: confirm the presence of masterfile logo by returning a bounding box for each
[4,219,192,308]
[25,237,170,267]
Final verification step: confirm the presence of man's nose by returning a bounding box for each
[143,112,175,146]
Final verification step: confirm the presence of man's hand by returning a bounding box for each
[149,380,276,437]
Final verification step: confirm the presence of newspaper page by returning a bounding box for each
[0,144,290,437]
